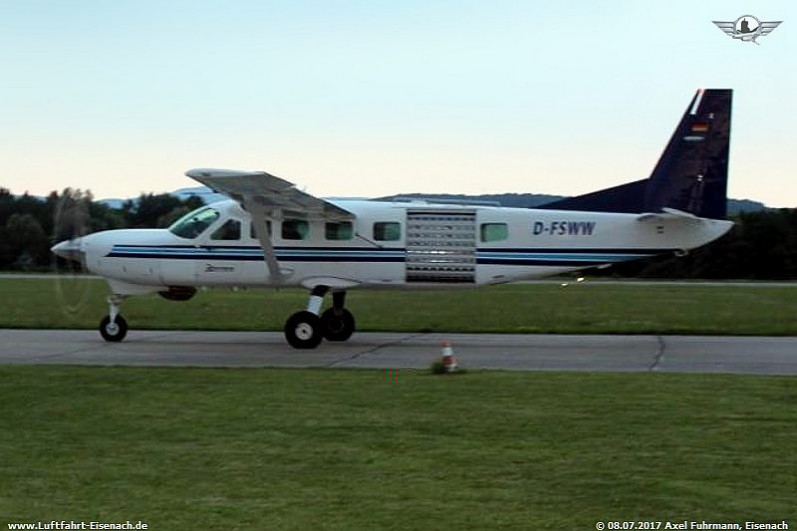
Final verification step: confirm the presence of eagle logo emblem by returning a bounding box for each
[713,15,782,45]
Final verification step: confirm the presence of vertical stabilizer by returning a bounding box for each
[644,89,732,218]
[539,89,732,219]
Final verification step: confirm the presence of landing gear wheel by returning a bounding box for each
[284,311,323,349]
[99,315,128,342]
[320,308,356,342]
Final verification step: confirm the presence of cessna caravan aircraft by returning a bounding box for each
[52,89,733,349]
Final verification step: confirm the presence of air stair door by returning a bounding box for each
[405,210,476,283]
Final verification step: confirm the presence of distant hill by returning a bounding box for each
[97,186,228,209]
[380,193,768,215]
[727,199,769,215]
[377,193,563,208]
[170,186,228,204]
[98,198,126,209]
[17,185,767,215]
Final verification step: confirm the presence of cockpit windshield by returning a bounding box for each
[169,206,220,239]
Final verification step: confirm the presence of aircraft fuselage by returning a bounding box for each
[68,198,732,295]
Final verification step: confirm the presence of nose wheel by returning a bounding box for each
[99,314,128,342]
[284,288,356,349]
[99,295,128,342]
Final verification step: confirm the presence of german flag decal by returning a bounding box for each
[691,123,710,133]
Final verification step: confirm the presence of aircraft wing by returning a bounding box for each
[185,168,355,221]
[186,168,355,281]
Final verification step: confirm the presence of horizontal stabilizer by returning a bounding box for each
[637,208,701,224]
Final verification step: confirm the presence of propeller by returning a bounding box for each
[51,189,95,317]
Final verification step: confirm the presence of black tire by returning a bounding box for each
[284,311,323,349]
[99,315,128,342]
[320,308,356,342]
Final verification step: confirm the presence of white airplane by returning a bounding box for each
[52,89,734,349]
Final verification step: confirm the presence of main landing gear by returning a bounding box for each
[284,287,356,349]
[95,287,354,349]
[99,294,128,342]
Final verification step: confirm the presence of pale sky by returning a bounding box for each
[1,1,794,206]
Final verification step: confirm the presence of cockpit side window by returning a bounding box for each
[211,219,241,241]
[169,206,220,239]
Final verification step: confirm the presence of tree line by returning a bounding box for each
[0,188,202,270]
[604,209,797,280]
[1,187,796,279]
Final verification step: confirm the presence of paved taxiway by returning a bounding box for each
[1,329,796,375]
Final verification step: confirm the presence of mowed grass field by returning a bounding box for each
[2,279,795,528]
[2,278,797,335]
[1,367,795,530]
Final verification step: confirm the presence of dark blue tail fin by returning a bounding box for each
[540,89,732,219]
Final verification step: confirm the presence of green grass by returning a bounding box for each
[2,278,797,335]
[0,367,795,530]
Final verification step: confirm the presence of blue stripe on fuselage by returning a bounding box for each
[106,245,669,265]
[107,245,406,262]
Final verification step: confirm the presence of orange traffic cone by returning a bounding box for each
[441,341,458,373]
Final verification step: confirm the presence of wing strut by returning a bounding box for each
[244,198,287,281]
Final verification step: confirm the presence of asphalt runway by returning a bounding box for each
[1,329,796,375]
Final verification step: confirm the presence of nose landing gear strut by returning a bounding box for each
[99,294,128,342]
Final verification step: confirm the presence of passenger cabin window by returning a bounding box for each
[168,207,220,239]
[211,219,241,241]
[373,222,401,241]
[282,219,309,240]
[249,221,272,239]
[480,223,508,242]
[325,221,353,241]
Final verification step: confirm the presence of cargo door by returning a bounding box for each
[405,210,476,283]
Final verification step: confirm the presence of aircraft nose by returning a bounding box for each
[51,238,86,262]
